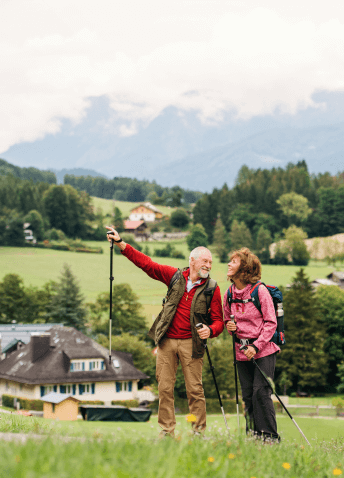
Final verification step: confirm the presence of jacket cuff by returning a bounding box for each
[208,326,213,337]
[251,344,259,353]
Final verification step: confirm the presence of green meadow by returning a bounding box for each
[0,240,337,323]
[92,197,175,218]
[0,412,343,478]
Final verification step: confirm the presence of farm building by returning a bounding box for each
[326,271,344,289]
[123,220,149,240]
[129,203,163,222]
[42,392,80,421]
[0,326,148,405]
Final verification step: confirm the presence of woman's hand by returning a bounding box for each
[226,321,237,332]
[243,346,257,360]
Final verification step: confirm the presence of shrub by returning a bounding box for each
[2,394,43,411]
[332,397,344,416]
[111,400,140,408]
[187,224,208,251]
[170,209,190,229]
[154,243,185,259]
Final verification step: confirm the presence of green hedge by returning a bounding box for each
[148,398,244,415]
[111,400,140,408]
[2,394,43,411]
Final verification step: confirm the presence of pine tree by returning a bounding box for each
[256,225,272,264]
[46,264,87,331]
[275,269,328,394]
[213,217,229,262]
[229,220,253,252]
[186,224,208,251]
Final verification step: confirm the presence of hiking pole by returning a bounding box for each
[230,315,240,431]
[106,231,115,365]
[240,345,311,446]
[196,323,230,436]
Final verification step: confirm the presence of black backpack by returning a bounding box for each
[227,281,286,346]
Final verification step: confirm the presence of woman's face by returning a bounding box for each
[227,255,241,280]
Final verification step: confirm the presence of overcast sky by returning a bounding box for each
[1,0,344,153]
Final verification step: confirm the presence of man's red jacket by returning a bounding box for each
[122,245,224,339]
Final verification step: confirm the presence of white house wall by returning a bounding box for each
[129,213,155,222]
[0,379,139,403]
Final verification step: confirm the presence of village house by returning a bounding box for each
[129,202,163,222]
[0,326,148,405]
[0,323,62,360]
[123,220,149,241]
[326,271,344,289]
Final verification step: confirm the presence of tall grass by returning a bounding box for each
[0,414,343,478]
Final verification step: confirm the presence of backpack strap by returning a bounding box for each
[203,278,217,315]
[162,269,182,305]
[250,281,263,315]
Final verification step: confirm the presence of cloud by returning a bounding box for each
[1,1,344,152]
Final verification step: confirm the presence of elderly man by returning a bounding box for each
[106,226,224,437]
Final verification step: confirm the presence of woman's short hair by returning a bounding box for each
[229,247,262,284]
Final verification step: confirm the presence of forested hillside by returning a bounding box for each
[192,160,344,264]
[64,174,202,206]
[0,158,56,184]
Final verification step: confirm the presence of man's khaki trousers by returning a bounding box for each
[156,337,206,436]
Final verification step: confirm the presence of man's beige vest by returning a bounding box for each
[148,268,214,358]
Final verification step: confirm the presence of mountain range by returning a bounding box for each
[2,90,344,192]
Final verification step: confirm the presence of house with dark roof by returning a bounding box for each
[0,326,148,405]
[0,324,62,359]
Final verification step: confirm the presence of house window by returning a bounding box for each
[79,384,84,395]
[40,386,45,397]
[91,383,95,394]
[53,385,57,392]
[101,361,105,370]
[60,385,66,394]
[86,384,90,393]
[67,385,71,393]
[82,362,85,371]
[116,382,121,393]
[72,384,76,395]
[128,381,132,392]
[113,360,120,368]
[70,363,74,371]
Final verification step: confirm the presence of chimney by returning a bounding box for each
[31,333,51,362]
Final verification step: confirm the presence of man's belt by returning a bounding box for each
[234,336,258,345]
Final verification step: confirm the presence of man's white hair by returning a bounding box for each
[189,247,211,266]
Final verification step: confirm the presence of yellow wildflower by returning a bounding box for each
[186,414,197,423]
[282,463,291,470]
[208,457,214,463]
[333,469,343,476]
[228,454,236,459]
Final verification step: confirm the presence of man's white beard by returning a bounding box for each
[198,268,209,279]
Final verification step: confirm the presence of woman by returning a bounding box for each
[224,247,280,442]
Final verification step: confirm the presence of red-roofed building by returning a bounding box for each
[124,220,148,240]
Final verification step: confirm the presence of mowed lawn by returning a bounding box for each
[0,242,337,324]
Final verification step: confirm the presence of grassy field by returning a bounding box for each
[91,197,175,218]
[0,241,338,324]
[0,412,343,478]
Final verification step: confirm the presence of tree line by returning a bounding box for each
[1,266,343,396]
[0,158,56,184]
[191,160,344,264]
[0,175,95,244]
[64,174,202,206]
